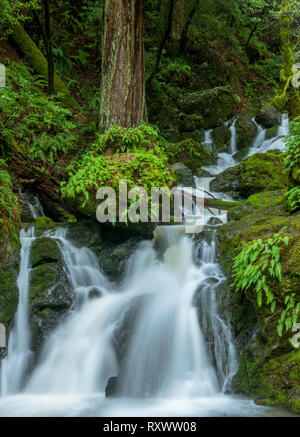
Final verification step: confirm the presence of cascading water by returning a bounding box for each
[0,227,35,396]
[0,115,292,416]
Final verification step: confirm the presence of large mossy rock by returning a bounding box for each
[235,116,257,150]
[255,106,281,128]
[29,237,73,355]
[217,190,300,412]
[171,163,194,187]
[165,138,213,173]
[212,126,231,153]
[179,86,237,129]
[210,152,288,199]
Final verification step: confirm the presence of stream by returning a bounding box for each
[0,115,295,417]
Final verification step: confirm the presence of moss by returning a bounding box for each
[10,22,79,110]
[240,152,288,197]
[0,270,18,325]
[235,116,257,150]
[165,138,213,172]
[266,125,279,140]
[212,126,231,153]
[218,191,300,410]
[179,86,237,128]
[30,238,60,268]
[34,216,55,234]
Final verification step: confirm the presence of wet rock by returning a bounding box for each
[211,152,288,199]
[255,106,281,128]
[30,238,60,268]
[179,86,236,128]
[88,288,103,300]
[212,126,231,153]
[207,217,223,226]
[105,376,119,398]
[98,237,144,282]
[266,125,279,140]
[171,163,194,187]
[235,116,257,150]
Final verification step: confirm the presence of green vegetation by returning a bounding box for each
[233,229,289,315]
[0,159,20,257]
[0,62,77,165]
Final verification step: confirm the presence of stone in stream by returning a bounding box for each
[235,116,257,150]
[171,163,194,187]
[255,105,281,128]
[212,125,231,153]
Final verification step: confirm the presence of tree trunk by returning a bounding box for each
[43,0,54,95]
[280,0,300,117]
[170,0,184,51]
[99,0,147,131]
[9,21,79,110]
[179,0,200,52]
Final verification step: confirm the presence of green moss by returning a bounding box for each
[34,217,55,234]
[164,138,213,172]
[179,86,237,128]
[266,125,279,140]
[10,22,79,110]
[240,153,288,197]
[0,270,18,324]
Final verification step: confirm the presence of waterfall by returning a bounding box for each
[24,225,235,400]
[0,227,35,396]
[0,114,290,416]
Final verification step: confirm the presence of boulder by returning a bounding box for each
[30,238,60,268]
[171,163,194,187]
[266,125,279,140]
[255,106,281,128]
[212,126,231,153]
[235,116,257,150]
[211,152,288,199]
[179,86,237,129]
[217,190,300,413]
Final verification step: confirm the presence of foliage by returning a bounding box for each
[277,294,300,342]
[61,124,175,205]
[0,61,77,164]
[284,116,300,176]
[233,229,289,312]
[285,186,300,211]
[0,159,20,254]
[94,124,163,155]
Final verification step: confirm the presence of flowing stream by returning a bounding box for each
[0,116,293,416]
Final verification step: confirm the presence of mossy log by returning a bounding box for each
[9,21,79,111]
[205,198,242,211]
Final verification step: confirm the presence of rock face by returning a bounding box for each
[29,237,73,355]
[210,152,288,199]
[217,190,300,413]
[235,116,257,150]
[212,126,231,153]
[179,86,237,129]
[255,106,281,128]
[171,163,194,187]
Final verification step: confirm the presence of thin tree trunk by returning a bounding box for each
[43,0,54,95]
[147,0,175,87]
[170,0,184,51]
[179,0,200,52]
[99,0,147,131]
[245,21,259,50]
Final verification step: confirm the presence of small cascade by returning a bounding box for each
[204,130,213,152]
[0,227,35,396]
[229,119,237,154]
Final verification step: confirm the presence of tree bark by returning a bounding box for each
[99,0,147,131]
[170,0,184,51]
[179,0,200,52]
[43,0,54,95]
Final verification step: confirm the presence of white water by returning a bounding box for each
[0,227,35,396]
[0,223,271,416]
[0,114,291,416]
